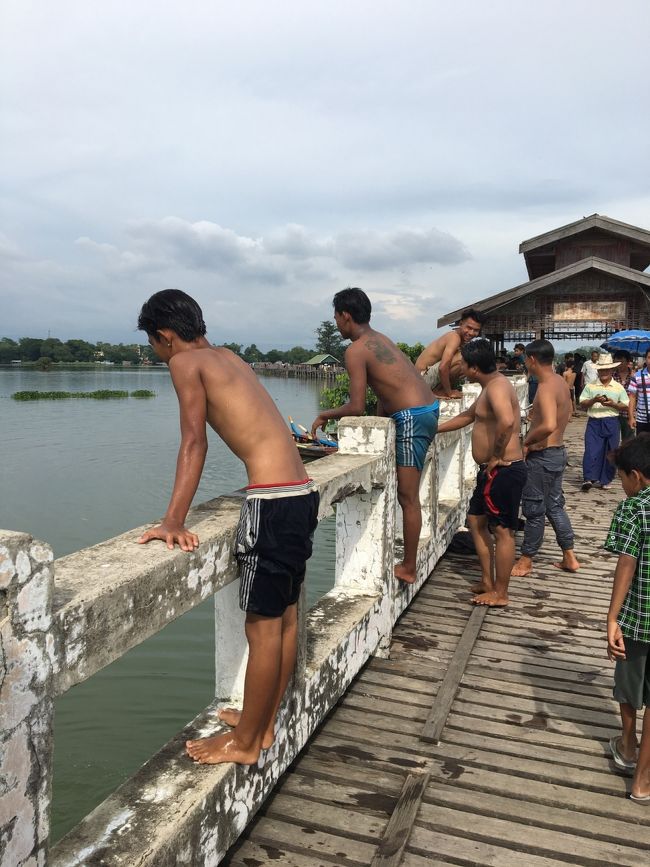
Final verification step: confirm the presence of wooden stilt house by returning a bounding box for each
[438,214,650,350]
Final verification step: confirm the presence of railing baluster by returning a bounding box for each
[0,531,54,867]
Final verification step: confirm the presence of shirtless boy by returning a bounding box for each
[311,288,438,585]
[512,340,580,578]
[562,361,577,415]
[137,290,318,765]
[415,308,485,398]
[437,339,525,606]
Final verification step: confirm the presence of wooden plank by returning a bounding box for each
[415,801,647,866]
[264,792,387,840]
[370,652,611,691]
[370,772,430,867]
[424,746,643,807]
[449,697,619,742]
[226,839,344,867]
[420,605,487,743]
[406,826,571,867]
[453,684,620,728]
[459,672,619,714]
[294,755,406,793]
[422,757,649,826]
[238,816,377,866]
[276,771,398,817]
[443,714,642,767]
[423,777,650,850]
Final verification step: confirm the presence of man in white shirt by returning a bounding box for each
[582,349,601,386]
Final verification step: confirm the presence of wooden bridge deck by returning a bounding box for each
[224,418,649,866]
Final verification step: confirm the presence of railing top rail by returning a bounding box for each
[50,449,382,697]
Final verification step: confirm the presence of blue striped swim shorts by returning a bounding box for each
[391,402,439,470]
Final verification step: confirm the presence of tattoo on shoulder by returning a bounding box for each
[365,338,396,364]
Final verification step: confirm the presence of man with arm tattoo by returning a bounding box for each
[438,339,525,606]
[311,288,438,585]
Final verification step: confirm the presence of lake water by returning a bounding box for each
[0,367,336,842]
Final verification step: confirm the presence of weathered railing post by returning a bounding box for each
[0,531,54,867]
[335,417,396,655]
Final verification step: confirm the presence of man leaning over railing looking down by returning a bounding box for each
[137,289,319,766]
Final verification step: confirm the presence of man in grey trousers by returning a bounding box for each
[512,339,581,577]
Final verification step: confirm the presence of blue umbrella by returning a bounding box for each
[601,329,650,356]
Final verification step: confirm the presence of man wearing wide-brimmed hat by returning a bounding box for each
[579,354,630,491]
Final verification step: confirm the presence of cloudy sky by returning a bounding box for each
[2,1,649,348]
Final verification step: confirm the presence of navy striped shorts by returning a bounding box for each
[236,479,319,617]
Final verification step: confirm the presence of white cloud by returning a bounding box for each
[1,1,649,345]
[73,218,469,288]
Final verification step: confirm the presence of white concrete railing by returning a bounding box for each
[0,377,528,867]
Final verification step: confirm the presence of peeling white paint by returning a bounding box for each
[16,550,31,584]
[58,809,135,867]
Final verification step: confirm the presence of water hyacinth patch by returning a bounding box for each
[11,389,156,401]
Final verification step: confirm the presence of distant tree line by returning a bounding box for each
[0,325,426,368]
[0,337,154,365]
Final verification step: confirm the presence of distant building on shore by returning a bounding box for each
[305,353,341,367]
[438,213,650,350]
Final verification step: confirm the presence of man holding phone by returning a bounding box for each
[579,354,629,491]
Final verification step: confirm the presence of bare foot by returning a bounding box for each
[470,580,494,594]
[553,551,580,573]
[511,555,532,577]
[395,563,417,584]
[472,590,509,607]
[217,707,241,727]
[217,708,275,749]
[186,732,261,765]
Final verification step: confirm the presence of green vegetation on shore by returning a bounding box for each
[1,326,426,369]
[12,390,156,401]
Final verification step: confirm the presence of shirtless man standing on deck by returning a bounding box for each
[311,288,438,585]
[511,339,580,577]
[137,289,318,766]
[437,339,526,606]
[415,308,485,399]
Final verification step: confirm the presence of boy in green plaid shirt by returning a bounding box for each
[605,434,650,801]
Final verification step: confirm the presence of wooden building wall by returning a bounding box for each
[484,273,650,344]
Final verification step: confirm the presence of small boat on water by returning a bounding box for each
[296,442,338,462]
[288,416,338,462]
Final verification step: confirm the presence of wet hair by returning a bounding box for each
[333,287,371,324]
[525,339,554,365]
[611,435,650,478]
[461,338,496,373]
[137,289,207,342]
[459,307,487,325]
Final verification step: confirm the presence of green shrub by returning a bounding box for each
[130,389,156,398]
[320,373,377,414]
[397,341,425,364]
